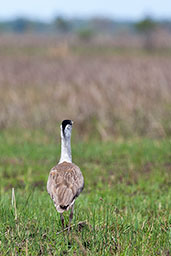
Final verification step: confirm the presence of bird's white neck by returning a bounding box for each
[59,135,72,164]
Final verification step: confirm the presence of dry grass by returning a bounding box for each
[0,34,171,139]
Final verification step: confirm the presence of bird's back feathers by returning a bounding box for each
[47,161,84,213]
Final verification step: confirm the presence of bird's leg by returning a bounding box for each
[60,213,65,231]
[68,204,74,234]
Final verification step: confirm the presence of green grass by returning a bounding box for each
[0,130,171,255]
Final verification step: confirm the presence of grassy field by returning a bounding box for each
[0,129,170,255]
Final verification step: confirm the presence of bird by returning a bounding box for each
[47,120,84,233]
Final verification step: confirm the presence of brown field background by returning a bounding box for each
[0,34,171,139]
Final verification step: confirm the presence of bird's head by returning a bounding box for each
[60,119,73,139]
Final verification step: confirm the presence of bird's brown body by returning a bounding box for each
[47,161,84,213]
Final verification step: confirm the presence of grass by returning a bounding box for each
[0,130,171,255]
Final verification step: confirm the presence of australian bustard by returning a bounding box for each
[47,120,84,232]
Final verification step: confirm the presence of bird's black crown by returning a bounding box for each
[62,120,73,133]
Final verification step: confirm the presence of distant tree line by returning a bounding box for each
[0,16,170,37]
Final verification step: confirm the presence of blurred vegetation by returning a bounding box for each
[135,17,158,50]
[0,15,171,138]
[77,28,95,42]
[53,16,71,34]
[135,17,157,33]
[0,32,171,139]
[0,18,51,33]
[0,15,170,36]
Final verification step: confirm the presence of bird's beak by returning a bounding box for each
[71,121,74,125]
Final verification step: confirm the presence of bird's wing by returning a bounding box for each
[47,161,84,213]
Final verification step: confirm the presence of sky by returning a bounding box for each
[0,0,171,21]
